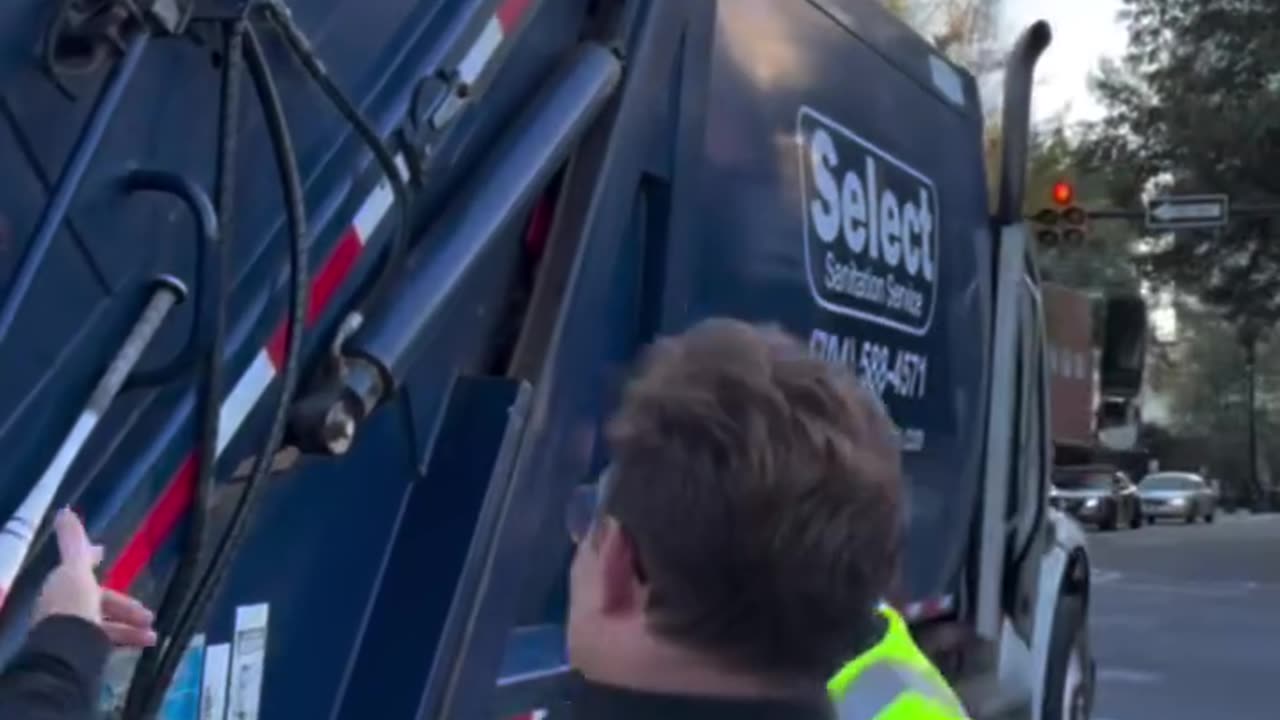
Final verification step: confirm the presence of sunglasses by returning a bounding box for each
[565,468,649,581]
[565,467,612,543]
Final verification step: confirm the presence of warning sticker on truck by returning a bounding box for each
[159,634,206,720]
[201,643,230,720]
[227,603,269,720]
[797,106,940,337]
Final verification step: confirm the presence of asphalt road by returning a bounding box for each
[1088,512,1280,720]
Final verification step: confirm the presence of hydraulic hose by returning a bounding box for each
[122,3,412,713]
[122,17,312,719]
[119,18,242,716]
[265,1,411,315]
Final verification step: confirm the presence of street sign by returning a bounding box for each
[1145,194,1229,231]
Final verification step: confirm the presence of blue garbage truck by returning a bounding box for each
[0,0,1093,717]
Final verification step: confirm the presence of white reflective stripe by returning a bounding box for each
[351,154,408,243]
[217,350,276,454]
[458,16,503,86]
[835,661,966,720]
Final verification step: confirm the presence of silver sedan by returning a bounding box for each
[1138,472,1217,524]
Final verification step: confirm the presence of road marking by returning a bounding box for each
[1091,568,1270,597]
[1221,512,1280,524]
[1097,667,1164,685]
[1110,579,1256,599]
[1092,569,1123,585]
[1090,615,1160,631]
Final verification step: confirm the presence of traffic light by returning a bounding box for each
[1031,180,1089,247]
[1051,180,1074,206]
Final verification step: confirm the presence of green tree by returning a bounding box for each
[1077,0,1280,328]
[886,0,1004,77]
[1075,0,1280,506]
[1148,301,1280,501]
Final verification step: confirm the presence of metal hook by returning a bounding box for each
[120,169,220,389]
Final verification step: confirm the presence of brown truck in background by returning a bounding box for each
[1043,282,1095,448]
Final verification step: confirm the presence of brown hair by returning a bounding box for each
[604,318,904,679]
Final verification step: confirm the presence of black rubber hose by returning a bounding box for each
[123,20,312,719]
[119,18,244,719]
[121,170,222,391]
[41,0,82,99]
[264,2,411,314]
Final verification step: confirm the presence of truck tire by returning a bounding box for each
[1041,593,1093,720]
[1099,508,1116,532]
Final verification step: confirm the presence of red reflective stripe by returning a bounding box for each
[899,595,955,622]
[267,226,365,368]
[105,214,375,590]
[497,0,532,31]
[266,323,289,370]
[309,229,364,324]
[104,454,197,591]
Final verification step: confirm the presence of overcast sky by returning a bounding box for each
[1001,0,1128,123]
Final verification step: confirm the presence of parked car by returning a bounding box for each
[1138,472,1217,524]
[1050,466,1142,531]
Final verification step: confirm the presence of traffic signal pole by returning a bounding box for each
[1038,202,1280,224]
[1026,192,1280,245]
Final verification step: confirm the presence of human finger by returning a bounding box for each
[102,621,158,648]
[102,588,154,627]
[53,509,93,569]
[33,566,102,625]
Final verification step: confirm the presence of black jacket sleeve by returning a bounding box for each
[0,616,111,720]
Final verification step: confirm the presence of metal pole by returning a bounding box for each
[0,276,186,607]
[1028,203,1280,223]
[1246,344,1260,510]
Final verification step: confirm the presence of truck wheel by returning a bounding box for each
[1099,510,1116,532]
[1042,593,1093,720]
[1184,511,1195,524]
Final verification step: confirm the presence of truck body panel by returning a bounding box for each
[683,0,992,605]
[0,0,1080,717]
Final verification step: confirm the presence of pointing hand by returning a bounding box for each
[33,509,157,647]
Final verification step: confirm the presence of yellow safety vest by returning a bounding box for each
[827,606,969,720]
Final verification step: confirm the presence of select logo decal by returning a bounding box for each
[797,106,940,336]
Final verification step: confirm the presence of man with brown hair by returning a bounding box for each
[562,318,904,718]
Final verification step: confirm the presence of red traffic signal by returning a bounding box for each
[1051,181,1074,207]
